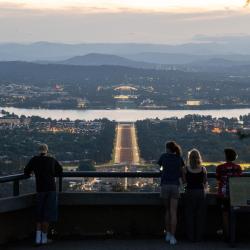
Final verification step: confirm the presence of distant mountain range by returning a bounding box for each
[45,53,250,72]
[1,55,250,81]
[1,41,250,73]
[125,52,250,65]
[2,41,250,62]
[56,53,156,69]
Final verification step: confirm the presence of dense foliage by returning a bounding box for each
[136,117,250,163]
[0,119,115,174]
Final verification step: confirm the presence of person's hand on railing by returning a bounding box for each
[204,184,210,194]
[24,172,33,178]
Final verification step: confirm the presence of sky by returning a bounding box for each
[0,0,250,43]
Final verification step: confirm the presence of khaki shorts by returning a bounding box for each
[160,184,180,200]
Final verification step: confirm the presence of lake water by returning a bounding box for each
[1,107,250,121]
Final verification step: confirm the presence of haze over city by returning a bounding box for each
[0,0,250,43]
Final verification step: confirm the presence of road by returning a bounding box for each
[114,123,140,165]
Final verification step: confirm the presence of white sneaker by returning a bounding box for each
[35,230,41,245]
[165,232,171,242]
[41,232,48,244]
[41,238,53,245]
[170,235,177,245]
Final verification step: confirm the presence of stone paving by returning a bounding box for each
[4,239,250,250]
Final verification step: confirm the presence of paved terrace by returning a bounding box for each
[1,172,250,249]
[5,239,250,250]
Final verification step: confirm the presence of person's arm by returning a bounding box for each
[54,159,63,176]
[182,166,187,185]
[236,165,242,176]
[24,158,34,176]
[178,167,185,189]
[216,165,221,181]
[216,165,222,193]
[157,154,163,166]
[203,167,209,191]
[179,157,186,185]
[157,154,164,172]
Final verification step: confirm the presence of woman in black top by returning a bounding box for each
[158,141,184,245]
[183,149,208,242]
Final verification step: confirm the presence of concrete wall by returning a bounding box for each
[0,193,249,244]
[0,195,36,244]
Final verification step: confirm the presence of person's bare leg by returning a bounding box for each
[163,199,170,232]
[170,198,178,236]
[36,223,41,231]
[223,211,229,239]
[42,222,49,233]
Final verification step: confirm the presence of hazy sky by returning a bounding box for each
[0,0,250,43]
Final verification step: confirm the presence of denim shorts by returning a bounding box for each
[160,184,180,200]
[36,191,58,223]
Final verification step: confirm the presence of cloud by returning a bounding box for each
[0,2,27,11]
[0,1,249,15]
[0,1,250,43]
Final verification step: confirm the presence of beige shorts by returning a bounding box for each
[160,184,180,200]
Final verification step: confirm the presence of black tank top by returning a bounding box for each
[186,167,205,190]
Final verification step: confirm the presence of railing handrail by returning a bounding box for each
[0,174,28,183]
[1,171,250,183]
[1,171,250,196]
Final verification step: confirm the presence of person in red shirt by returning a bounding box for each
[216,148,242,239]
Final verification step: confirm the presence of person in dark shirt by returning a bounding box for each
[182,149,208,242]
[216,148,242,240]
[24,144,63,245]
[157,141,184,245]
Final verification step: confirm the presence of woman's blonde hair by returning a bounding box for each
[187,149,203,169]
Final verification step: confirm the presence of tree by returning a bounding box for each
[78,159,96,171]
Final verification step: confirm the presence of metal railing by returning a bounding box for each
[0,171,250,197]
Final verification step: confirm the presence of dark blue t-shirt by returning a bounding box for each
[157,153,184,185]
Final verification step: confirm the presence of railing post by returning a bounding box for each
[58,176,63,192]
[13,180,20,196]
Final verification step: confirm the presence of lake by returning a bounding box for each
[1,107,250,121]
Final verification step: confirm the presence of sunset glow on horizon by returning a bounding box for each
[2,0,249,13]
[1,0,250,43]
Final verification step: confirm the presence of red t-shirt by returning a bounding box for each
[216,162,242,197]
